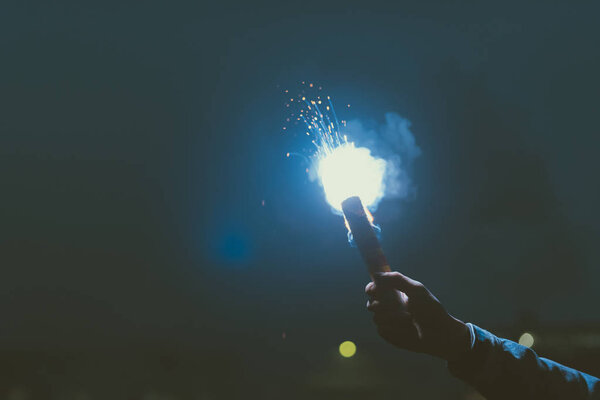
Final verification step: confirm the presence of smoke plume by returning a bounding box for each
[344,112,421,207]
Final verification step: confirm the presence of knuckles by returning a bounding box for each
[413,282,426,293]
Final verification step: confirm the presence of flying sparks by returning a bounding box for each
[283,83,387,213]
[282,83,420,278]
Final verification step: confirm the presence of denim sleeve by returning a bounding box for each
[447,323,600,399]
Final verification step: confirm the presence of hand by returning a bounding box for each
[366,271,471,362]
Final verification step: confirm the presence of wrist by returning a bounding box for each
[441,317,472,362]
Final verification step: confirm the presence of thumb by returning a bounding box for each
[374,271,427,297]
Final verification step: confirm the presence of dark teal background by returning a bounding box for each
[1,1,599,398]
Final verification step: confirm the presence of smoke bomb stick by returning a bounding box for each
[342,196,404,307]
[341,196,391,278]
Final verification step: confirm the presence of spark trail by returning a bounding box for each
[283,83,387,213]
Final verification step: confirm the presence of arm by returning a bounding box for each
[366,272,600,399]
[449,323,600,399]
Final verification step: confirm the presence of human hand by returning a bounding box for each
[366,271,471,362]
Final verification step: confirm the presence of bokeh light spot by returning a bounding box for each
[518,332,534,348]
[338,340,357,358]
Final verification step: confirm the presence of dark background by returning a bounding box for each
[1,1,599,399]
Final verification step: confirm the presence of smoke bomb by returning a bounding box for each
[341,196,390,278]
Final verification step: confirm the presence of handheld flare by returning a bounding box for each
[341,196,391,279]
[342,196,403,307]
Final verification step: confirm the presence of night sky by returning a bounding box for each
[1,2,599,399]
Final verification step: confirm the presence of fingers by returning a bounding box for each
[372,310,412,326]
[366,299,389,312]
[373,271,428,297]
[377,324,421,350]
[374,307,421,337]
[366,285,422,352]
[365,280,402,299]
[367,298,407,313]
[367,299,412,325]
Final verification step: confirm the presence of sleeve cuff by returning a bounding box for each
[467,322,476,349]
[447,323,500,383]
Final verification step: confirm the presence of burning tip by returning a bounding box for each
[317,144,386,212]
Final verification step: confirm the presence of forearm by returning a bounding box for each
[448,324,600,399]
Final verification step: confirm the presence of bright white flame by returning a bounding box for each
[317,143,386,212]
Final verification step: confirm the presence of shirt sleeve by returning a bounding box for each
[447,323,600,400]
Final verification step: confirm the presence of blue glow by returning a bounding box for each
[217,232,250,263]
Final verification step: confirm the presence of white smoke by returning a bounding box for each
[344,112,421,207]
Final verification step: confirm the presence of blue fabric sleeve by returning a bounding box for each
[447,323,600,399]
